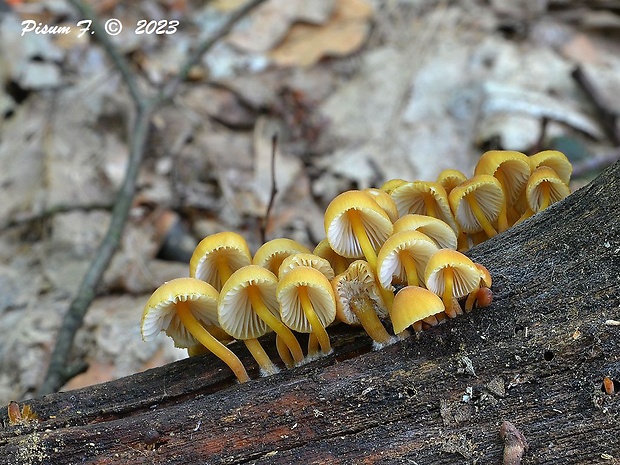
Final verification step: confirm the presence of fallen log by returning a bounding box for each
[1,161,619,464]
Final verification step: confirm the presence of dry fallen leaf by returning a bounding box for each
[227,0,335,53]
[269,0,373,67]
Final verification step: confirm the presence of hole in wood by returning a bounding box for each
[543,350,554,361]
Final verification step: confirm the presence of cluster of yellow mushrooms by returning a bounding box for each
[141,150,573,383]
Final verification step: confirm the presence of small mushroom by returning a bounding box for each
[424,249,481,319]
[364,187,400,223]
[474,150,531,232]
[379,178,408,194]
[528,150,572,185]
[516,166,571,224]
[436,168,468,195]
[390,286,445,335]
[253,238,311,275]
[390,181,458,232]
[278,253,335,281]
[277,266,336,355]
[313,238,353,275]
[449,175,504,240]
[218,265,305,374]
[392,214,458,250]
[324,190,393,270]
[332,260,394,347]
[376,230,439,290]
[464,263,493,312]
[189,231,251,291]
[141,277,249,383]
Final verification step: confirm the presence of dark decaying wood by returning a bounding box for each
[1,162,619,464]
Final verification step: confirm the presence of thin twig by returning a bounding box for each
[0,202,113,231]
[260,133,279,243]
[66,0,143,105]
[37,0,267,396]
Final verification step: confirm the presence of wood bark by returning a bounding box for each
[1,162,619,464]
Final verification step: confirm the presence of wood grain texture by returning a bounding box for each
[1,162,619,464]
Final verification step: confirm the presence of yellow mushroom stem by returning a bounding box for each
[493,170,510,232]
[465,286,493,312]
[346,210,394,310]
[247,285,304,365]
[412,315,440,333]
[399,251,420,287]
[441,267,460,319]
[464,194,498,238]
[176,301,250,383]
[215,256,233,288]
[298,287,331,354]
[244,338,279,375]
[539,183,551,210]
[350,296,392,345]
[307,333,319,357]
[347,210,378,269]
[464,287,479,312]
[275,335,295,369]
[423,194,437,217]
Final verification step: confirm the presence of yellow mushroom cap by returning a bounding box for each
[252,238,311,274]
[390,286,445,334]
[376,230,440,290]
[436,169,468,195]
[364,188,399,223]
[218,265,279,340]
[276,266,336,333]
[475,263,492,287]
[449,175,504,234]
[313,238,353,274]
[526,166,571,212]
[332,260,388,325]
[189,231,252,290]
[379,178,408,195]
[390,181,458,232]
[393,214,458,250]
[324,190,393,259]
[278,252,335,281]
[424,249,481,299]
[528,150,572,185]
[474,150,531,206]
[141,277,220,348]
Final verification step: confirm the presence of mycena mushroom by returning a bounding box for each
[313,238,353,275]
[141,277,249,383]
[324,190,393,271]
[390,180,458,233]
[436,168,467,195]
[474,150,531,232]
[376,230,439,290]
[424,249,481,319]
[324,190,395,309]
[465,263,493,312]
[218,265,305,374]
[449,175,504,241]
[516,166,571,224]
[252,238,311,275]
[189,231,251,291]
[390,285,445,335]
[392,214,458,250]
[277,266,336,355]
[332,260,394,347]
